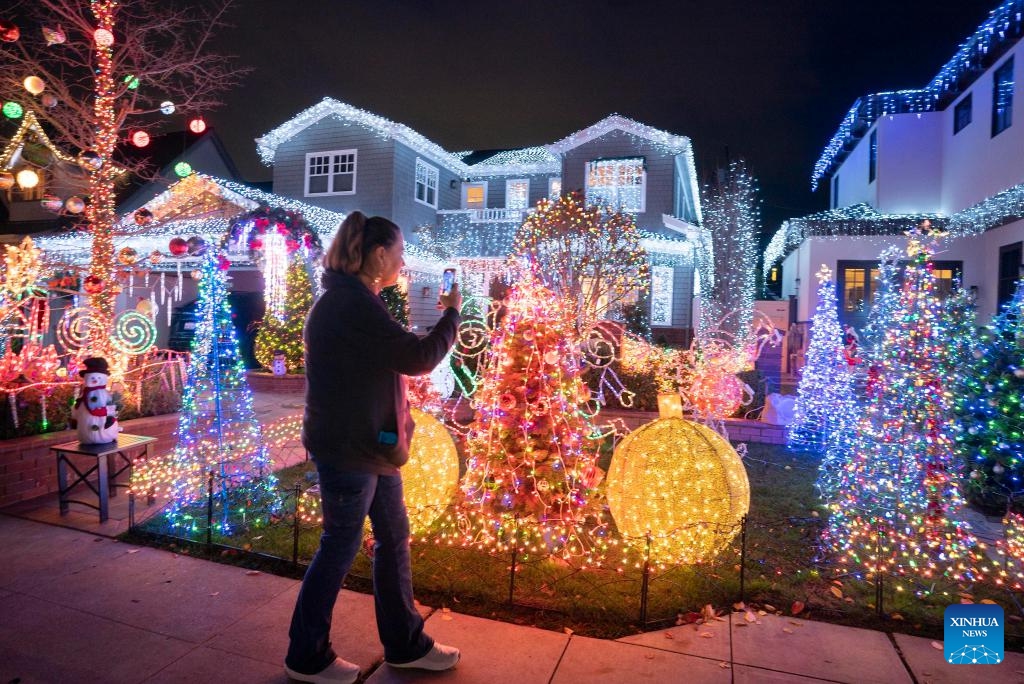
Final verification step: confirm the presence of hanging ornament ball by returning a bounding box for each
[123,74,140,90]
[159,100,175,115]
[188,117,207,134]
[42,25,66,46]
[607,417,750,565]
[78,151,103,170]
[2,101,23,119]
[41,93,57,108]
[136,297,154,317]
[23,76,45,95]
[173,161,192,178]
[1015,368,1024,378]
[117,247,139,265]
[133,208,154,226]
[93,28,114,47]
[15,168,39,189]
[64,196,86,214]
[403,408,460,533]
[0,171,14,190]
[994,463,1006,475]
[83,274,104,294]
[129,129,150,148]
[217,254,231,271]
[39,195,63,213]
[0,20,19,42]
[185,236,207,256]
[168,237,189,256]
[148,249,163,265]
[970,470,982,480]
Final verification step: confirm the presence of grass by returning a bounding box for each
[125,441,1024,646]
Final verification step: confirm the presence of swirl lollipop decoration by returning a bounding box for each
[56,307,98,353]
[111,310,157,355]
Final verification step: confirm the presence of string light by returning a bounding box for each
[254,254,311,370]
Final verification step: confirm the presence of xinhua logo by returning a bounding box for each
[944,604,1004,665]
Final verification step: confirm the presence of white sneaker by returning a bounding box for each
[284,656,360,684]
[387,642,461,671]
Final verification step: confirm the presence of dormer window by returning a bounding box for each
[585,158,645,212]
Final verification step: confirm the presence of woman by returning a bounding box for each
[285,212,462,684]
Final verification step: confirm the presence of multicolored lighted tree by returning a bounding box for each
[254,255,312,373]
[789,266,858,453]
[824,228,976,586]
[459,277,606,561]
[0,0,243,360]
[133,253,277,534]
[954,279,1024,514]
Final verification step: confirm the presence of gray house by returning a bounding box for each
[256,98,710,340]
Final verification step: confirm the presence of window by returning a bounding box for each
[414,158,439,208]
[548,177,562,199]
[868,129,877,183]
[585,158,646,212]
[831,173,840,209]
[505,179,529,209]
[838,259,962,327]
[305,150,356,196]
[840,265,881,314]
[462,181,487,209]
[999,242,1023,310]
[954,93,972,134]
[650,265,673,326]
[993,56,1014,137]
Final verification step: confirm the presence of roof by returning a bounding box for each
[548,114,693,156]
[812,0,1023,190]
[1,110,79,169]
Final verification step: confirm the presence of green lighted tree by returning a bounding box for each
[254,255,311,373]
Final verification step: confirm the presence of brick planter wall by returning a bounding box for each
[246,371,306,394]
[0,412,179,509]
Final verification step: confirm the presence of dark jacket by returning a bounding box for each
[302,270,460,474]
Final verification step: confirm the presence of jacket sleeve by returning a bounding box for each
[359,301,461,376]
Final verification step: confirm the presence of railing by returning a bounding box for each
[437,208,528,224]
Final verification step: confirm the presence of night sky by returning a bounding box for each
[205,0,995,242]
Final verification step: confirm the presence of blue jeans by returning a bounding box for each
[285,462,433,674]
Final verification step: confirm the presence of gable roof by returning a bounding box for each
[547,114,693,156]
[0,110,78,169]
[465,146,561,177]
[255,97,468,174]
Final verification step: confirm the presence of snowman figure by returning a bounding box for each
[70,357,120,444]
[272,349,287,376]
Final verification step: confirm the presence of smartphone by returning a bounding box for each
[440,268,456,296]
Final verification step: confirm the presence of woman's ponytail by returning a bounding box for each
[323,211,400,275]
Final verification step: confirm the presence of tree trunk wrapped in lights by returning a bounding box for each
[458,276,608,562]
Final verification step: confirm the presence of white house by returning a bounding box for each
[765,0,1024,336]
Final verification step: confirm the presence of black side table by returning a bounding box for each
[52,433,157,522]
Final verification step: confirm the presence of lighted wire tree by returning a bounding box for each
[823,228,976,586]
[133,253,277,534]
[254,255,312,373]
[458,276,607,562]
[789,265,858,453]
[0,0,244,359]
[954,278,1024,513]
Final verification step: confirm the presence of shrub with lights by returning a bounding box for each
[823,228,976,585]
[954,279,1024,514]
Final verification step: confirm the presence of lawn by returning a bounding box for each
[125,441,1024,646]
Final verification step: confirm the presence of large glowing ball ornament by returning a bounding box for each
[606,417,750,565]
[2,101,23,119]
[405,408,460,533]
[64,196,86,214]
[23,76,45,95]
[168,237,188,256]
[93,28,114,47]
[689,371,747,419]
[173,161,192,178]
[0,20,19,42]
[129,130,150,148]
[15,169,39,189]
[188,117,206,134]
[159,101,175,115]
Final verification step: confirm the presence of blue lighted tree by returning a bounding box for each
[135,253,278,534]
[789,265,858,454]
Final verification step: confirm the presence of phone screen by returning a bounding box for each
[441,269,456,296]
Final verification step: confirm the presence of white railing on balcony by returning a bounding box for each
[469,208,525,223]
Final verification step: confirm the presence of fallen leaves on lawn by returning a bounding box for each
[791,601,805,615]
[931,641,943,650]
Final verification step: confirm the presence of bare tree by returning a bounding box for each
[512,191,649,333]
[0,0,246,358]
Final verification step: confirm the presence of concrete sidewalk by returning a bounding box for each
[2,516,1024,683]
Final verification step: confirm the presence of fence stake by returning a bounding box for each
[640,532,652,627]
[508,515,519,606]
[206,470,214,548]
[128,491,135,532]
[875,522,884,617]
[739,516,748,604]
[292,483,301,567]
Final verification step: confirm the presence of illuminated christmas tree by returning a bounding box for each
[254,255,312,372]
[824,228,976,585]
[380,283,410,328]
[134,253,277,534]
[789,266,858,454]
[954,279,1024,514]
[459,277,606,561]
